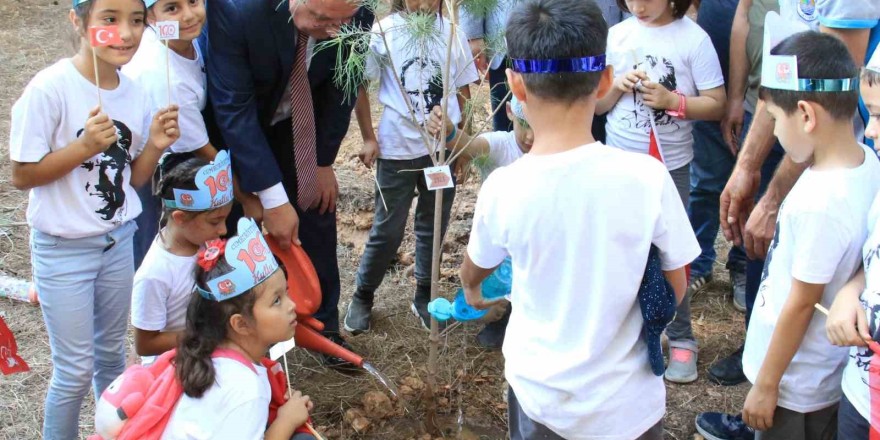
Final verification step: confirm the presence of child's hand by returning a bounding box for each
[639,81,677,111]
[358,139,380,169]
[149,105,180,151]
[613,70,648,94]
[452,158,470,184]
[742,383,778,431]
[80,106,118,156]
[426,106,454,140]
[827,292,872,347]
[278,390,313,429]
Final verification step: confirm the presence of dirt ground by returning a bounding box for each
[0,1,747,439]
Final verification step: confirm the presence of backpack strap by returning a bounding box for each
[211,348,258,374]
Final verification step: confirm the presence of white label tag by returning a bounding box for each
[423,165,454,191]
[157,21,180,40]
[269,336,296,360]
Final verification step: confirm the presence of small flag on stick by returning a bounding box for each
[0,316,29,375]
[156,21,180,107]
[87,25,122,108]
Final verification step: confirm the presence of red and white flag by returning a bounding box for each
[647,116,665,164]
[0,316,29,375]
[88,25,123,47]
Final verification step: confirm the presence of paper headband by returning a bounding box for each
[511,55,606,74]
[510,95,526,122]
[197,218,280,302]
[162,150,234,212]
[868,46,880,74]
[761,11,858,92]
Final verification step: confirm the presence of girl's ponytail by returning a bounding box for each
[175,257,257,397]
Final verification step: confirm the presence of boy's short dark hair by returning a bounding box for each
[616,0,691,19]
[758,31,859,121]
[505,0,607,104]
[863,68,880,88]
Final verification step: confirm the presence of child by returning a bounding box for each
[131,151,233,361]
[163,218,314,439]
[459,0,698,438]
[825,47,880,439]
[596,0,726,383]
[8,0,179,437]
[344,0,478,333]
[740,30,879,439]
[122,0,259,267]
[424,96,533,348]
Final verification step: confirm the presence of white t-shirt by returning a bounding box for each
[841,189,880,422]
[162,357,270,440]
[131,236,197,333]
[605,17,724,171]
[743,145,880,413]
[477,130,524,175]
[9,58,151,238]
[467,142,700,440]
[366,14,479,160]
[123,29,208,153]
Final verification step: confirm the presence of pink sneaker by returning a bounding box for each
[665,347,698,383]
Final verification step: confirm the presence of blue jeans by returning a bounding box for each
[356,155,456,290]
[31,221,137,440]
[688,120,747,278]
[666,164,698,348]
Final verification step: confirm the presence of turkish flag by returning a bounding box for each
[648,128,664,163]
[88,25,123,47]
[0,316,29,375]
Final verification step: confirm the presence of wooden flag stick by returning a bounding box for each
[92,47,102,108]
[165,39,172,107]
[814,303,830,315]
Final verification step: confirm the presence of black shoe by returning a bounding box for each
[708,345,747,386]
[343,289,374,335]
[695,412,754,440]
[412,283,449,332]
[320,331,361,373]
[476,304,510,349]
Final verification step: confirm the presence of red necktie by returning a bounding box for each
[289,32,319,210]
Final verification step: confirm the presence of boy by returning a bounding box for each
[740,30,880,439]
[459,0,699,438]
[824,47,880,439]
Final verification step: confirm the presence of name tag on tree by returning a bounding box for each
[424,165,454,191]
[157,21,180,40]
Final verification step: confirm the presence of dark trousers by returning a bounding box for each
[227,119,342,333]
[489,61,513,132]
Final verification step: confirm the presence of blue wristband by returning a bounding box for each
[445,126,457,143]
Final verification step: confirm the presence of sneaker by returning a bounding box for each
[708,345,747,386]
[688,274,712,297]
[476,304,511,349]
[730,270,747,313]
[343,293,373,335]
[665,347,698,383]
[412,283,449,332]
[695,412,754,440]
[320,331,361,372]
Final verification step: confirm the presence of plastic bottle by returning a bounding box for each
[0,274,39,303]
[428,257,513,322]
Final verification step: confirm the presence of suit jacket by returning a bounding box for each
[200,0,373,193]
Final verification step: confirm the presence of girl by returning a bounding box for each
[122,0,260,267]
[825,49,880,440]
[8,0,179,437]
[344,0,478,334]
[131,152,233,361]
[163,218,314,440]
[596,0,726,384]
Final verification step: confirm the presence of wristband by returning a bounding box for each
[665,90,686,118]
[445,126,457,143]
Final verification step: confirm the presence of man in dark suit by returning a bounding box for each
[201,0,373,366]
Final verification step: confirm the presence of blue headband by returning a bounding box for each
[794,78,859,92]
[510,55,606,74]
[161,150,234,212]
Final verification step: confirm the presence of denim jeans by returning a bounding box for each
[31,221,137,440]
[688,120,747,279]
[489,62,513,132]
[356,155,455,291]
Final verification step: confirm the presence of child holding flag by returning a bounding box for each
[8,0,179,437]
[123,0,260,267]
[741,26,880,438]
[825,47,880,439]
[595,0,727,383]
[460,0,698,437]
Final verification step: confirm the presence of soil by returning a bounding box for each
[0,2,746,439]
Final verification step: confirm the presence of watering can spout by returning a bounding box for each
[265,235,365,368]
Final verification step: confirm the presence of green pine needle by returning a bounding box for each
[313,24,373,103]
[459,0,501,20]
